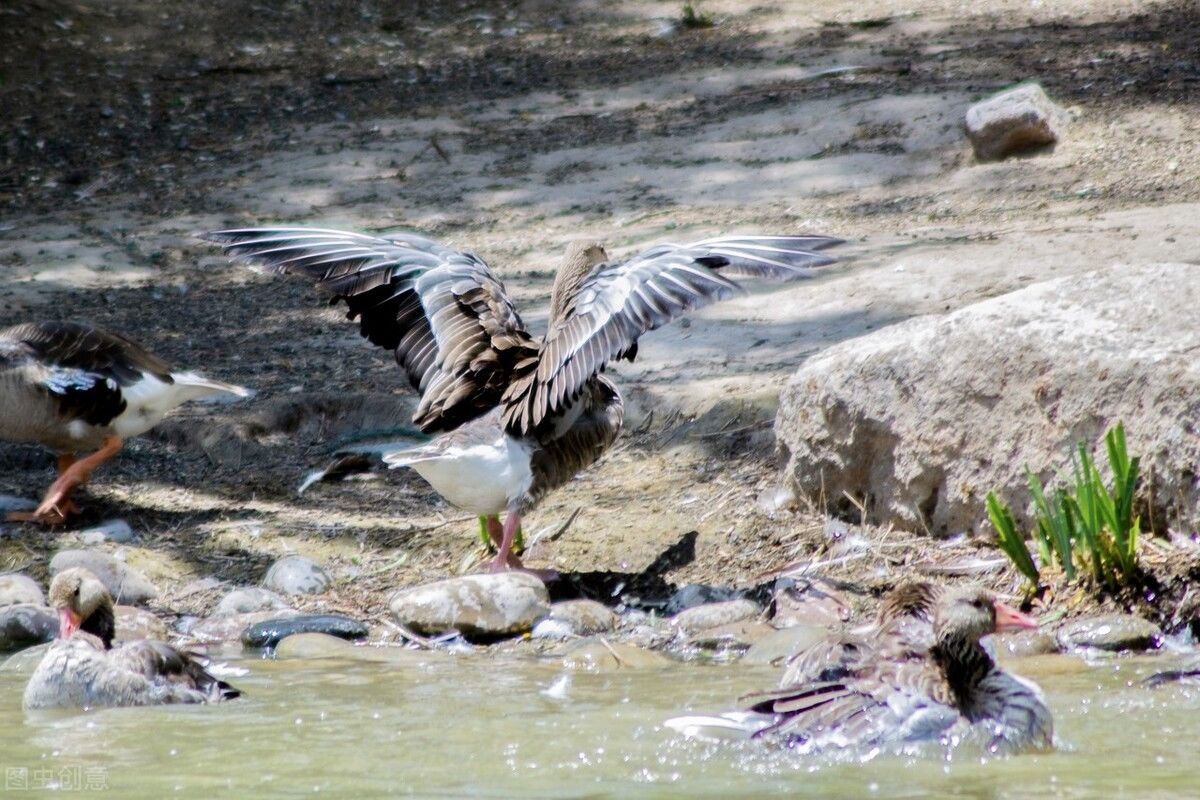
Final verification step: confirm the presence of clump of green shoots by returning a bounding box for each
[987,422,1142,590]
[680,3,715,29]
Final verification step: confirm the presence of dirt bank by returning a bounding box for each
[2,0,1198,624]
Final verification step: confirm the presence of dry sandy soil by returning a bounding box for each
[1,0,1197,618]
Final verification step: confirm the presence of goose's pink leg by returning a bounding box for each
[487,512,523,572]
[6,448,99,525]
[485,515,504,550]
[486,512,558,581]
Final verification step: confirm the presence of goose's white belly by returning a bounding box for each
[409,436,533,515]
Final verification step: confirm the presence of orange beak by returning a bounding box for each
[58,607,81,639]
[993,601,1038,631]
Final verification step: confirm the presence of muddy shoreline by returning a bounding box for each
[3,0,1200,652]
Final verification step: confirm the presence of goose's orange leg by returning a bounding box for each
[8,437,122,525]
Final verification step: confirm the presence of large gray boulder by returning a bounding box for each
[776,263,1200,536]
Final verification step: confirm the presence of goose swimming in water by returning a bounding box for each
[24,567,241,709]
[202,228,840,572]
[0,321,251,524]
[668,586,1052,755]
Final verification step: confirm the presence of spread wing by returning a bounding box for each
[747,659,958,750]
[2,321,172,383]
[200,227,538,432]
[501,235,841,434]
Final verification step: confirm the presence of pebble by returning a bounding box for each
[622,622,673,650]
[531,619,576,640]
[274,632,356,659]
[964,82,1067,161]
[664,584,745,615]
[389,573,550,637]
[1056,614,1162,652]
[275,633,446,665]
[241,614,369,649]
[560,639,671,671]
[263,555,330,596]
[1,642,50,674]
[685,620,775,653]
[0,574,45,607]
[996,628,1061,657]
[546,600,618,635]
[79,519,135,545]
[742,625,832,667]
[0,604,58,652]
[114,605,169,643]
[670,599,761,636]
[185,610,300,646]
[215,586,292,616]
[48,550,158,605]
[0,495,36,513]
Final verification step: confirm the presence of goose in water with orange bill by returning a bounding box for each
[0,321,251,524]
[24,567,241,709]
[202,228,841,572]
[667,586,1052,755]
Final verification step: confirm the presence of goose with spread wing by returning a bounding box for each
[668,587,1052,755]
[24,567,241,709]
[0,321,252,524]
[202,228,840,571]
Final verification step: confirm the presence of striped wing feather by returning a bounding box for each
[748,660,955,747]
[201,228,537,432]
[502,235,841,434]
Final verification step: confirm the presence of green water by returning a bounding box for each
[1,648,1197,798]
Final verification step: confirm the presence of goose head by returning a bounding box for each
[48,567,115,647]
[550,240,610,322]
[934,587,1037,644]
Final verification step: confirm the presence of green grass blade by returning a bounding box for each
[1027,469,1073,577]
[986,491,1039,583]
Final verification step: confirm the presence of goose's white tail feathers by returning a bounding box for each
[663,712,774,742]
[381,443,446,469]
[170,371,254,402]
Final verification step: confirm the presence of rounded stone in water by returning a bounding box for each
[1056,614,1162,652]
[0,604,58,652]
[669,599,761,636]
[388,573,550,637]
[114,605,169,643]
[241,614,369,649]
[545,599,618,636]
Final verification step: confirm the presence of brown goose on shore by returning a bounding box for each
[780,580,943,686]
[668,587,1052,755]
[202,228,840,571]
[24,568,241,709]
[0,321,251,524]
